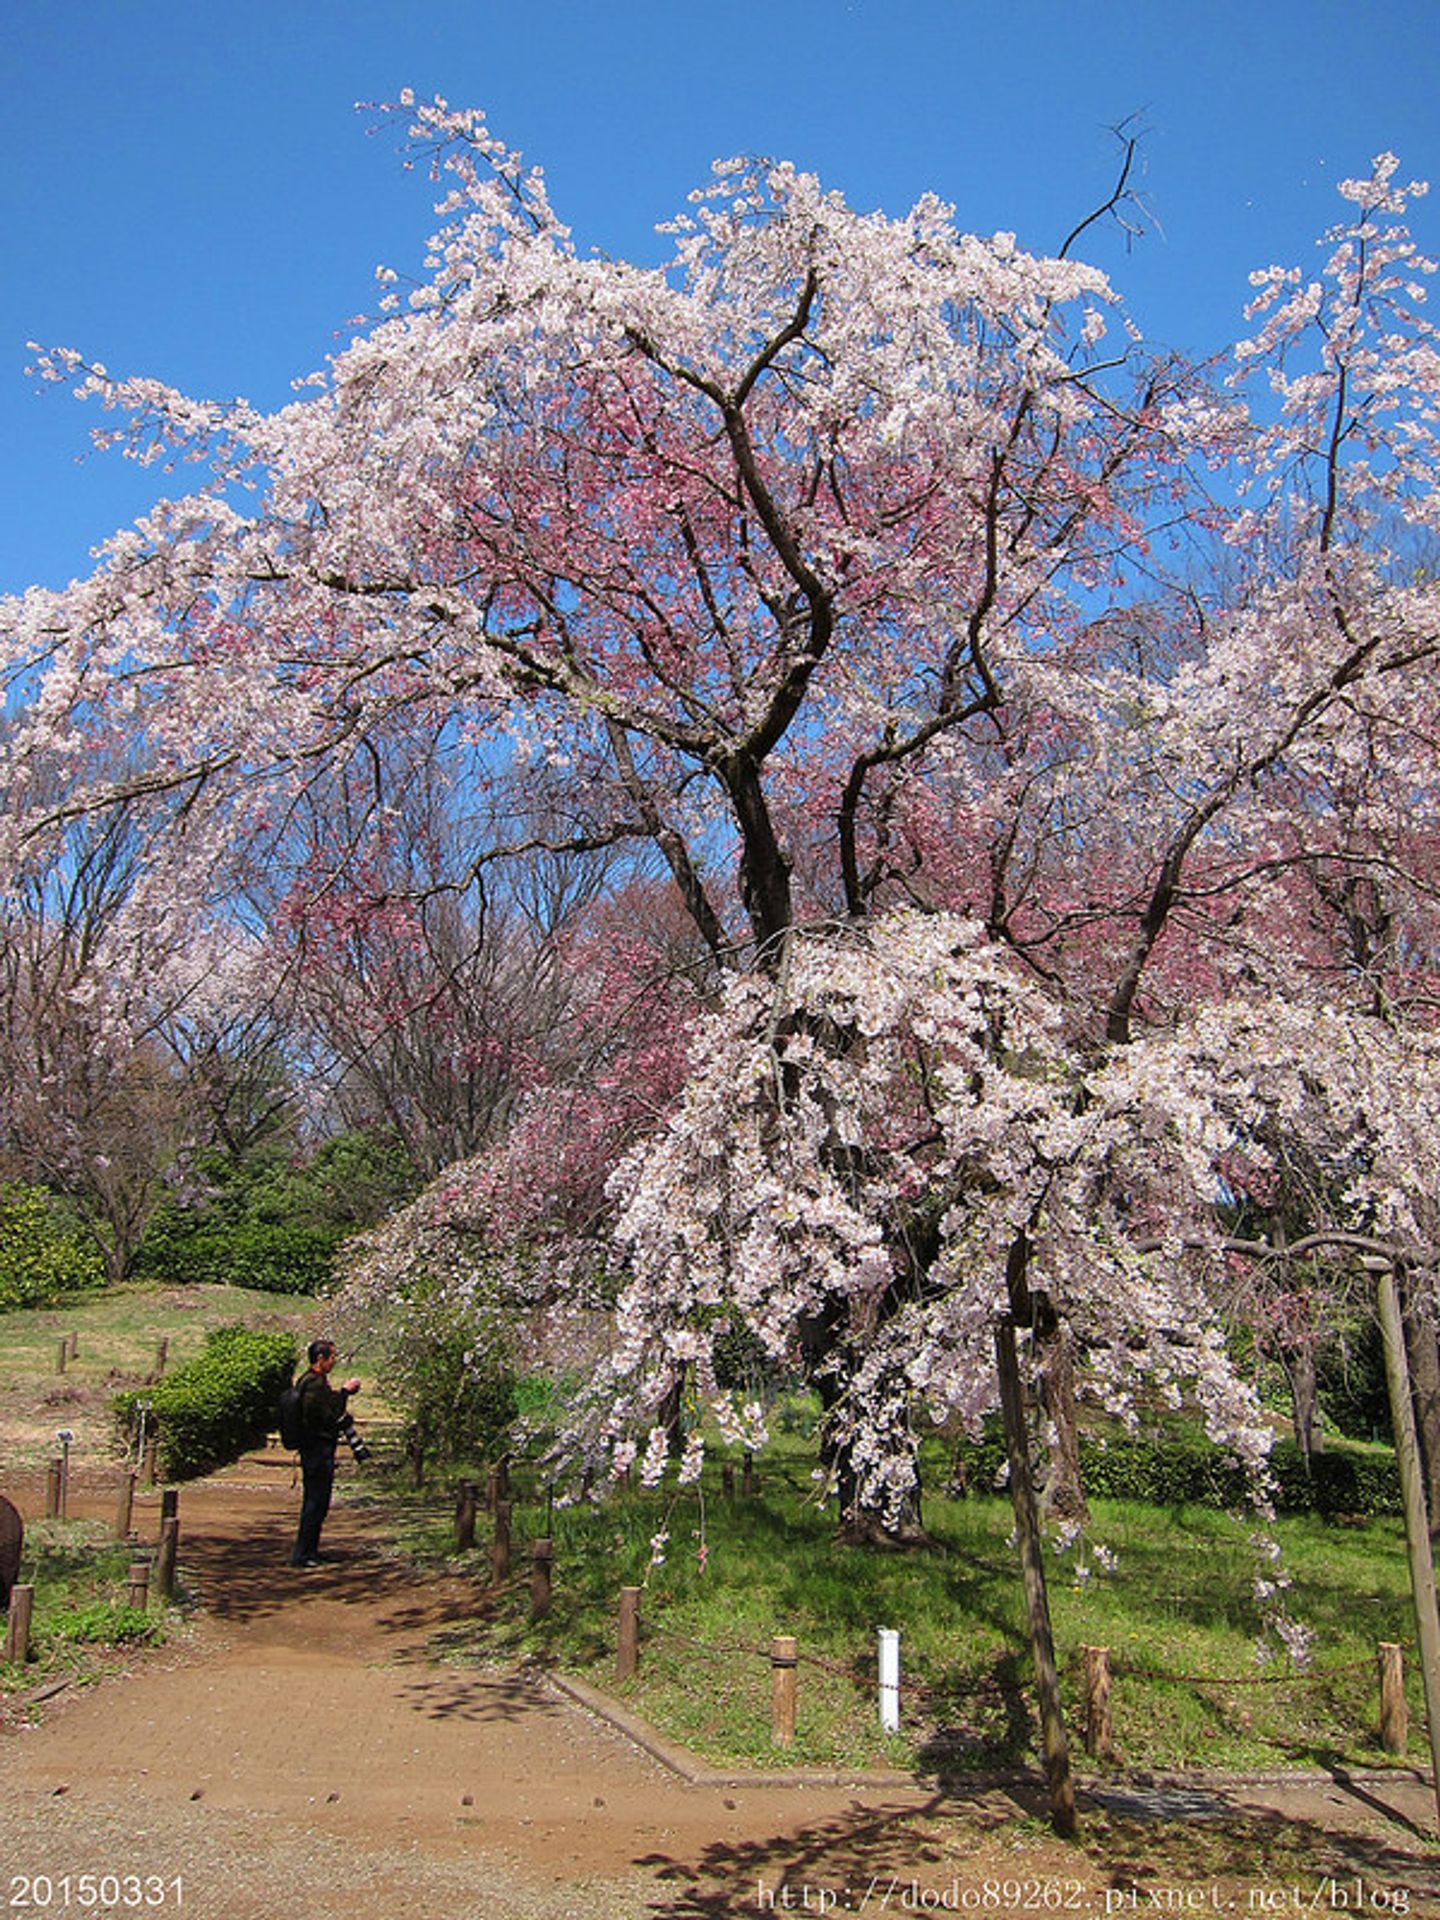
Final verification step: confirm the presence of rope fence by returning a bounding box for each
[609,1584,1420,1761]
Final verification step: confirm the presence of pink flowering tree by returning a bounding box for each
[594,911,1271,1508]
[7,103,1440,1831]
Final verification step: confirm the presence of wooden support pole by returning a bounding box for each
[55,1338,68,1376]
[1378,1642,1409,1756]
[68,1330,80,1360]
[995,1312,1077,1838]
[742,1451,756,1497]
[153,1337,168,1379]
[771,1634,798,1748]
[114,1471,137,1542]
[44,1458,62,1520]
[1082,1645,1114,1759]
[489,1500,512,1586]
[142,1436,159,1488]
[530,1538,554,1619]
[455,1481,477,1552]
[155,1516,179,1602]
[486,1464,502,1512]
[126,1562,150,1612]
[1374,1259,1440,1832]
[5,1584,34,1663]
[616,1585,641,1680]
[160,1487,178,1526]
[721,1461,735,1501]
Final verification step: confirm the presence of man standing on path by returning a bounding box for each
[291,1339,362,1568]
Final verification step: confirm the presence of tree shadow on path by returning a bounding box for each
[632,1786,1440,1919]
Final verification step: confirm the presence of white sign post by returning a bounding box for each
[878,1627,901,1733]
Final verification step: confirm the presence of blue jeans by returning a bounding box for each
[292,1442,336,1563]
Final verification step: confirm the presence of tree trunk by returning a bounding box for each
[816,1372,928,1546]
[994,1311,1077,1838]
[1035,1302,1089,1524]
[1286,1341,1325,1462]
[656,1368,687,1458]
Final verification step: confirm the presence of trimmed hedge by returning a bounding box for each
[135,1217,338,1295]
[949,1426,1401,1518]
[113,1325,297,1482]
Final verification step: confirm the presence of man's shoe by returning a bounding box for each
[292,1556,321,1569]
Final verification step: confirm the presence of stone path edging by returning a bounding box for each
[547,1669,1437,1804]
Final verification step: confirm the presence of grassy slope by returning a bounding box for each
[0,1283,318,1473]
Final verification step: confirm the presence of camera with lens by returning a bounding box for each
[337,1412,371,1464]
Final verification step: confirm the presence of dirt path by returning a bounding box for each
[2,1456,1437,1919]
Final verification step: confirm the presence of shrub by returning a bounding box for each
[134,1132,416,1295]
[113,1324,297,1482]
[371,1275,516,1470]
[946,1424,1401,1518]
[0,1183,105,1311]
[1266,1439,1401,1516]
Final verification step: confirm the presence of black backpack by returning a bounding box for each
[277,1377,307,1452]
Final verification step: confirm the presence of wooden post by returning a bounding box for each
[126,1562,150,1612]
[160,1487,178,1526]
[496,1453,512,1502]
[153,1337,169,1379]
[489,1500,512,1585]
[405,1429,425,1490]
[742,1451,756,1497]
[68,1330,80,1360]
[486,1463,502,1512]
[616,1585,641,1680]
[44,1458,62,1519]
[995,1312,1077,1837]
[114,1471,137,1542]
[771,1634,798,1748]
[1082,1645,1114,1759]
[1373,1259,1440,1832]
[5,1584,34,1663]
[142,1435,159,1488]
[155,1516,179,1602]
[455,1482,477,1552]
[1378,1642,1409,1756]
[721,1461,735,1501]
[55,1337,68,1376]
[530,1538,554,1619]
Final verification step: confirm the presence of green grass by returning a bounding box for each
[366,1430,1426,1779]
[0,1517,174,1701]
[0,1280,312,1388]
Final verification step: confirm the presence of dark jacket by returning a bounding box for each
[297,1370,350,1446]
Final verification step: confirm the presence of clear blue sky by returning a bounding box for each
[3,0,1438,597]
